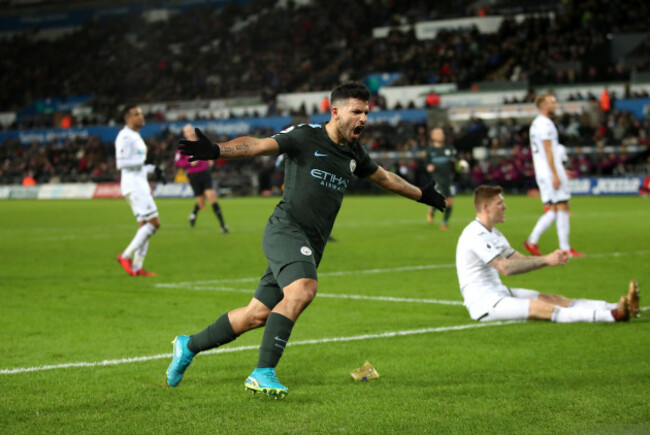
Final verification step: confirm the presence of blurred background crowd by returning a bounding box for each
[0,0,649,193]
[3,110,648,193]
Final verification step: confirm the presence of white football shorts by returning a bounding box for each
[536,176,571,204]
[125,189,159,222]
[478,288,540,322]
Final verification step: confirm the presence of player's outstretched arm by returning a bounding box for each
[178,127,280,162]
[490,249,568,276]
[366,166,445,211]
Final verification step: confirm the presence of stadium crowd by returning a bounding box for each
[1,0,649,129]
[1,0,649,191]
[2,110,647,193]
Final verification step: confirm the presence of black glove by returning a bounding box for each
[417,181,446,211]
[178,128,220,162]
[154,165,167,185]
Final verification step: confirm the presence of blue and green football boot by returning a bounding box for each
[245,367,288,398]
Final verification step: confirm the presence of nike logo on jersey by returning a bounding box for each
[314,151,328,157]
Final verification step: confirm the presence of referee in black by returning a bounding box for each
[174,124,228,233]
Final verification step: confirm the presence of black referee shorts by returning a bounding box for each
[188,170,213,196]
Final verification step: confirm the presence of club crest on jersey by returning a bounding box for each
[349,159,357,173]
[486,243,493,249]
[300,246,312,256]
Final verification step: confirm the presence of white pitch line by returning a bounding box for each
[156,250,648,290]
[574,250,650,259]
[155,263,457,288]
[156,284,650,310]
[0,321,517,375]
[320,263,456,277]
[178,284,464,306]
[298,292,464,305]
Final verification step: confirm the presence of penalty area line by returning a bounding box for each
[0,321,517,375]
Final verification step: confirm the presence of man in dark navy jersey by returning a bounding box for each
[166,82,446,398]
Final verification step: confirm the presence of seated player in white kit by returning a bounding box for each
[456,185,639,323]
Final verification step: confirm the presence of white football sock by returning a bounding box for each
[132,240,149,272]
[551,306,614,323]
[570,299,617,311]
[123,223,157,259]
[556,210,570,250]
[528,211,556,244]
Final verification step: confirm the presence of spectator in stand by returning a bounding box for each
[175,124,229,233]
[22,171,36,186]
[2,0,649,125]
[600,87,611,114]
[575,154,593,176]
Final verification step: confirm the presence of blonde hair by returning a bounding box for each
[473,185,503,212]
[535,93,553,108]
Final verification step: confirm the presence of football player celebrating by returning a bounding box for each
[166,82,446,398]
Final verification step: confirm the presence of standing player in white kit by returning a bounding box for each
[115,105,161,277]
[523,94,584,258]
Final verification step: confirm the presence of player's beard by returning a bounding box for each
[336,121,356,144]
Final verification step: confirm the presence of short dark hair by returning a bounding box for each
[473,185,503,212]
[122,104,139,121]
[330,81,370,105]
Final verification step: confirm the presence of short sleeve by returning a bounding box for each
[468,228,513,264]
[272,126,300,156]
[353,145,379,178]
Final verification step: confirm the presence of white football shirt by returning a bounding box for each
[456,219,515,319]
[529,114,567,181]
[115,126,149,196]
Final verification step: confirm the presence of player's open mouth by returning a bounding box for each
[353,125,364,135]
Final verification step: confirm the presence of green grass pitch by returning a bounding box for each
[0,193,648,434]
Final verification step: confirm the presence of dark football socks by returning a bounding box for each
[212,202,226,228]
[443,206,452,224]
[187,313,238,353]
[256,313,294,368]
